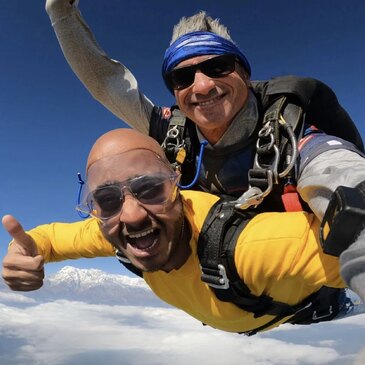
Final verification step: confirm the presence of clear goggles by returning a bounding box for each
[76,150,180,220]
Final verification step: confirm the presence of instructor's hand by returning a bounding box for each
[2,215,45,291]
[45,0,79,18]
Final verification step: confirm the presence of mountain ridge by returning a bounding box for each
[0,266,167,307]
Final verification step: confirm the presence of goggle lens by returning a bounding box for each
[77,173,179,220]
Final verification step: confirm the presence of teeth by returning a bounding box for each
[199,100,214,107]
[198,95,222,107]
[129,228,154,239]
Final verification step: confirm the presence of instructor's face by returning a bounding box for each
[87,150,187,273]
[174,54,249,144]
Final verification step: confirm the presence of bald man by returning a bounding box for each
[2,129,363,335]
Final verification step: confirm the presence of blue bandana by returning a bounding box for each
[162,31,251,93]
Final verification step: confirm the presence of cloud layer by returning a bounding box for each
[1,267,365,365]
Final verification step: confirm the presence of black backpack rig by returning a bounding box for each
[117,76,364,335]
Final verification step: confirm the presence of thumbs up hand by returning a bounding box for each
[2,215,45,291]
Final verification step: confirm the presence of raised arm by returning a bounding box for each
[45,0,154,134]
[2,215,45,291]
[2,214,114,291]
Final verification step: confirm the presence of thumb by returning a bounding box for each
[2,215,38,257]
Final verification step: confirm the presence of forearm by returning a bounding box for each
[26,219,114,263]
[46,1,153,134]
[340,229,365,302]
[297,149,365,220]
[298,149,365,301]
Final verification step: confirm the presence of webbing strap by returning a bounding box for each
[115,250,143,278]
[198,200,299,319]
[161,108,187,165]
[281,184,303,212]
[247,95,303,211]
[197,199,346,335]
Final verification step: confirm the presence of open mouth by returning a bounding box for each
[126,228,159,253]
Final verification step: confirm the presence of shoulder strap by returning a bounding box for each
[160,107,187,166]
[244,76,340,211]
[155,106,200,187]
[197,199,345,335]
[252,76,364,151]
[245,76,364,211]
[149,105,171,146]
[237,92,302,210]
[252,77,307,175]
[115,250,143,278]
[198,200,298,317]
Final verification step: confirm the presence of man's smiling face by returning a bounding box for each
[174,54,249,144]
[86,149,186,273]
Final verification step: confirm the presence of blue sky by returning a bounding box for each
[1,0,365,275]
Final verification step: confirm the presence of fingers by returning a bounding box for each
[2,215,45,291]
[2,215,38,256]
[2,255,45,292]
[3,274,44,292]
[2,267,45,291]
[2,253,44,272]
[5,282,43,292]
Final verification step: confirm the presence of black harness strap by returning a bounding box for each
[248,95,303,195]
[197,199,345,335]
[199,201,297,315]
[252,76,364,152]
[115,250,143,278]
[287,286,342,325]
[161,108,188,167]
[160,108,199,187]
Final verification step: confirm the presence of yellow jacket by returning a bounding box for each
[27,190,345,333]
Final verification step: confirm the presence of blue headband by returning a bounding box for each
[162,31,251,93]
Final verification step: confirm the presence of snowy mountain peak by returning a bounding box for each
[0,266,166,308]
[49,265,147,289]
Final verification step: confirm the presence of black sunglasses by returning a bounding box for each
[165,54,237,91]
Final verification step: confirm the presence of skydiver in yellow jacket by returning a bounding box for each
[2,129,363,335]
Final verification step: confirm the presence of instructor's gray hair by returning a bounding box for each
[170,11,233,45]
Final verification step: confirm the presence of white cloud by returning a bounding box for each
[0,291,36,304]
[1,267,365,365]
[1,299,365,365]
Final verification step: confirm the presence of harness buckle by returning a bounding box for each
[115,249,132,264]
[201,264,230,289]
[312,306,333,320]
[254,127,280,184]
[233,170,274,210]
[161,125,185,151]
